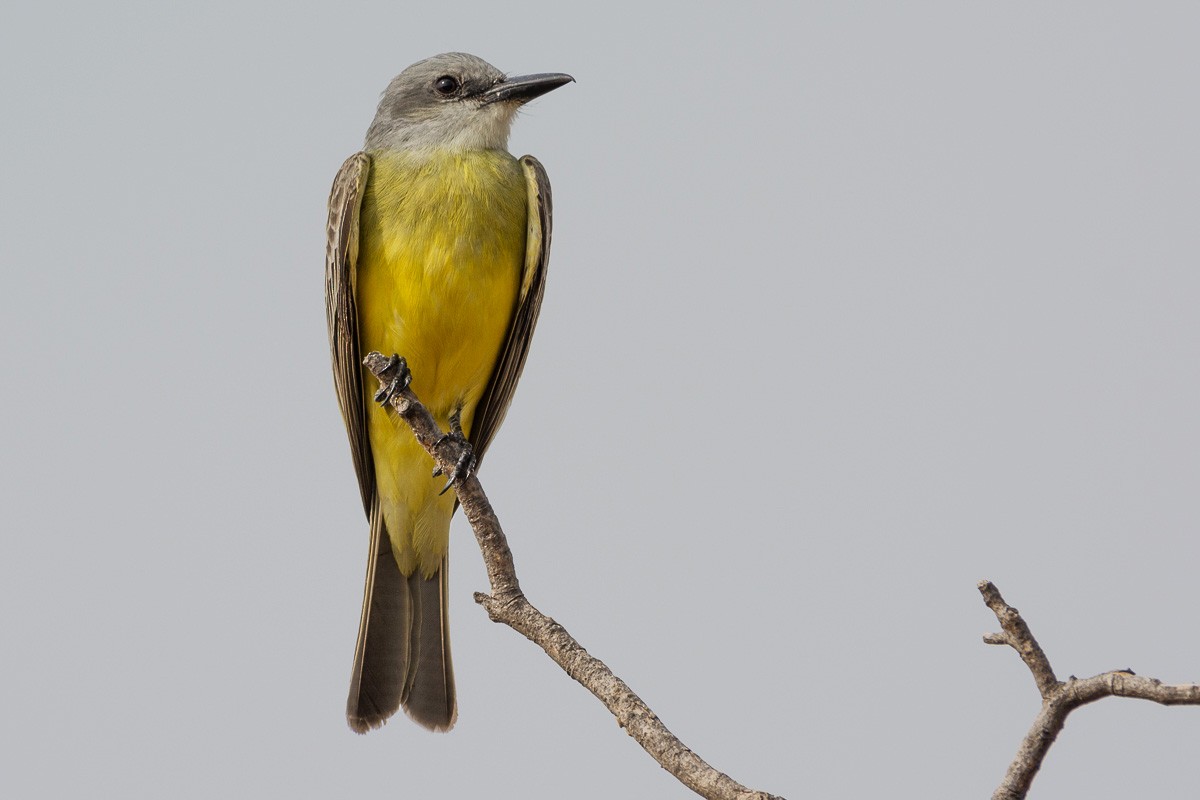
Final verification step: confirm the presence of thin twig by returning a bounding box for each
[364,352,784,800]
[979,580,1200,800]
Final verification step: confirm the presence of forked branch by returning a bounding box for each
[364,351,783,800]
[979,580,1200,800]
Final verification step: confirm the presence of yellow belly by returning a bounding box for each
[357,149,527,576]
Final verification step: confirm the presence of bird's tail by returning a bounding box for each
[347,502,456,732]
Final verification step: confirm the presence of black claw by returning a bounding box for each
[434,409,476,495]
[373,354,412,405]
[438,448,476,495]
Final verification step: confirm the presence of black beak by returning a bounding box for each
[480,72,574,106]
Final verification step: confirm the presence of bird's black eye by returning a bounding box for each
[433,75,460,96]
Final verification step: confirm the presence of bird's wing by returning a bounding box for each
[328,153,415,730]
[469,155,554,463]
[325,152,375,514]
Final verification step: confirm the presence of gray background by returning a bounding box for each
[3,2,1198,798]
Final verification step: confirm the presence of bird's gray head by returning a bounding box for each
[364,52,572,153]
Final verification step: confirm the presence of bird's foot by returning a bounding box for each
[372,354,412,405]
[432,409,476,495]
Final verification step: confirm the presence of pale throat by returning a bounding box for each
[373,103,521,154]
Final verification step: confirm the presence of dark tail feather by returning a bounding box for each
[399,559,456,731]
[347,502,410,733]
[347,503,456,733]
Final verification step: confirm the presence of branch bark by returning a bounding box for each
[979,580,1200,800]
[364,351,783,800]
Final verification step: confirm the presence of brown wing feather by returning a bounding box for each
[325,152,374,514]
[469,155,554,462]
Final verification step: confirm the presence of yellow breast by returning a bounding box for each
[357,149,528,575]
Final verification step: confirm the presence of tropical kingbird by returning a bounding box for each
[326,53,572,732]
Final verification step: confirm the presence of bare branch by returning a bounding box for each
[978,581,1057,697]
[364,352,784,800]
[979,580,1200,800]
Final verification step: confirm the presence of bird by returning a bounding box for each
[325,53,572,732]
